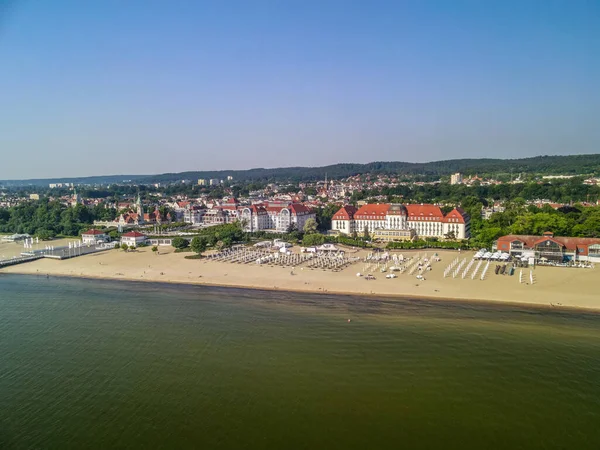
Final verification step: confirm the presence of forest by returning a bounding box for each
[0,201,116,239]
[351,178,600,204]
[142,154,600,183]
[5,154,599,186]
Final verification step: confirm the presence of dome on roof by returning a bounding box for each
[389,204,408,216]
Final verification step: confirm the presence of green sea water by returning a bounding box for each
[1,274,600,449]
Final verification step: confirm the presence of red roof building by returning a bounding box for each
[120,231,147,248]
[495,233,600,262]
[332,205,357,221]
[81,229,105,236]
[354,203,391,220]
[81,228,109,244]
[331,203,471,240]
[122,231,146,238]
[405,204,444,221]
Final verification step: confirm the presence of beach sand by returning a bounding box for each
[2,246,598,310]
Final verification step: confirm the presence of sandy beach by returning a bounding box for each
[2,245,598,310]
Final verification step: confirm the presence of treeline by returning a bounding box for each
[352,179,600,204]
[387,240,470,250]
[8,154,597,187]
[0,200,116,238]
[141,155,600,183]
[458,196,600,248]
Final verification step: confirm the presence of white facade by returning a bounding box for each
[240,207,269,232]
[81,230,108,245]
[450,173,463,185]
[120,232,147,247]
[183,208,206,224]
[331,219,355,235]
[240,203,316,233]
[406,219,444,238]
[332,203,470,240]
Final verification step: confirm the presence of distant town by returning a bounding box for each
[1,158,600,266]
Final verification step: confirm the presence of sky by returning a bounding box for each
[0,0,599,180]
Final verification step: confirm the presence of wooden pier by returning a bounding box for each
[1,245,112,269]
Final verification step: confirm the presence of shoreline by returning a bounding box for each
[2,267,599,317]
[2,246,598,311]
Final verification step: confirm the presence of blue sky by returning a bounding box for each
[0,0,598,179]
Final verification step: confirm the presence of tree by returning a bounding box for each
[315,203,339,231]
[171,236,189,249]
[35,229,55,240]
[190,236,208,254]
[287,222,298,234]
[444,230,457,241]
[363,225,370,240]
[303,218,318,234]
[302,233,325,246]
[120,243,129,252]
[152,245,159,255]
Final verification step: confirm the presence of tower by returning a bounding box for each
[136,193,145,224]
[71,188,81,207]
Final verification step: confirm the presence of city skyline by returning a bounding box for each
[1,0,598,179]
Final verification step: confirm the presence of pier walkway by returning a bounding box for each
[0,244,113,269]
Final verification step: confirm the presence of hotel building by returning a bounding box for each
[332,203,470,240]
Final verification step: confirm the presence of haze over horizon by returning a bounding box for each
[1,0,598,180]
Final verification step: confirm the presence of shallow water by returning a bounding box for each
[1,274,600,449]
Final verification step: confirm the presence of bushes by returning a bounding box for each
[386,240,471,250]
[323,235,370,248]
[171,236,189,249]
[35,229,55,240]
[302,233,325,246]
[192,223,245,249]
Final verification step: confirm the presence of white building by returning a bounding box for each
[81,229,109,245]
[332,203,470,240]
[331,205,358,235]
[237,202,315,233]
[450,173,463,185]
[263,203,315,232]
[239,205,270,232]
[120,231,147,247]
[183,206,206,224]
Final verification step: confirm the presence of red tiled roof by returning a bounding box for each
[82,229,105,235]
[122,231,146,238]
[289,203,311,215]
[497,235,600,255]
[265,206,284,213]
[244,205,267,214]
[354,204,390,219]
[442,207,468,224]
[405,204,443,220]
[332,205,358,220]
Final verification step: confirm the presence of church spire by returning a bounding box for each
[136,192,145,224]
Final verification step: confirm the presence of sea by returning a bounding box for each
[1,274,600,450]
